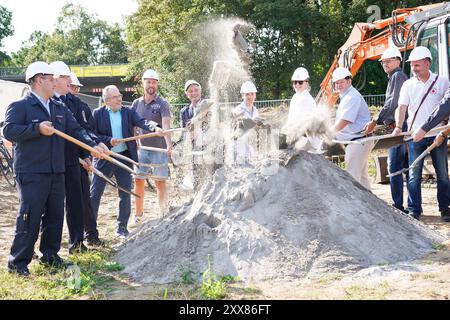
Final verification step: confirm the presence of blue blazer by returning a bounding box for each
[3,93,98,173]
[91,105,156,162]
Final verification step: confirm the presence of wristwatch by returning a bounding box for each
[439,131,446,138]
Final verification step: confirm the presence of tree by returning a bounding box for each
[0,5,14,66]
[11,3,128,66]
[126,0,445,103]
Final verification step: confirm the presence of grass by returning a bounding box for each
[0,247,125,300]
[199,256,238,300]
[344,282,391,300]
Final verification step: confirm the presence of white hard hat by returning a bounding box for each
[240,80,257,94]
[379,47,402,61]
[184,80,201,92]
[332,67,352,82]
[25,61,54,81]
[142,69,160,81]
[291,67,309,81]
[49,61,71,76]
[406,46,432,62]
[70,72,83,87]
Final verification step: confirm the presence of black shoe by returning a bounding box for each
[440,208,450,222]
[40,255,73,269]
[116,226,129,238]
[86,237,105,247]
[68,242,88,255]
[7,265,30,277]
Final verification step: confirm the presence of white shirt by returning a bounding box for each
[335,86,371,141]
[286,90,316,125]
[398,72,449,131]
[232,102,259,119]
[30,91,51,115]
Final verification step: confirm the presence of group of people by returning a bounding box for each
[3,62,174,276]
[4,44,450,276]
[322,46,450,223]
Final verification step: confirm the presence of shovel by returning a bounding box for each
[386,141,439,177]
[79,158,141,198]
[52,128,139,175]
[114,128,185,144]
[107,149,161,168]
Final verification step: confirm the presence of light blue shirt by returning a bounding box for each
[107,107,127,153]
[30,91,51,116]
[335,86,371,141]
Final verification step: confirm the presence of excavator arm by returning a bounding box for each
[316,2,446,107]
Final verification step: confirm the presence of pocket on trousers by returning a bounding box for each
[16,203,30,234]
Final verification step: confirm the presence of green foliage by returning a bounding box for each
[126,0,444,104]
[0,247,124,299]
[0,4,14,66]
[199,256,235,299]
[11,3,128,66]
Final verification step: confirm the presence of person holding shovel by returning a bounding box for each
[132,69,172,219]
[393,46,450,221]
[90,85,162,238]
[332,67,374,190]
[3,61,105,276]
[364,47,409,212]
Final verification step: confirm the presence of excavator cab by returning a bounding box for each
[415,13,450,78]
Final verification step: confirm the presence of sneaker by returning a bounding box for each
[134,214,143,224]
[116,226,130,238]
[86,237,105,247]
[68,242,88,255]
[7,264,30,277]
[440,208,450,222]
[39,255,73,269]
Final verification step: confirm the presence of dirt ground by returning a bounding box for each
[0,155,449,299]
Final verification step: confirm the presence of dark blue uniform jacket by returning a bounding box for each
[3,93,98,173]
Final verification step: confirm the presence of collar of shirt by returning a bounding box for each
[238,102,256,117]
[339,85,353,99]
[143,95,158,107]
[30,91,50,111]
[413,72,436,85]
[106,105,122,113]
[388,67,403,78]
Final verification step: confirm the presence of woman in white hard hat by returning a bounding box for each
[284,67,322,151]
[230,80,260,165]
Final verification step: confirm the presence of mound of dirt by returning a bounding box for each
[115,151,444,284]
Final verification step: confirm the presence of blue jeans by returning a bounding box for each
[407,137,449,215]
[388,143,409,211]
[90,152,132,230]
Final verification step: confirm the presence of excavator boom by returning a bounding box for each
[317,2,449,107]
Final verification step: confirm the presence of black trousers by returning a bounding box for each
[80,165,98,240]
[64,164,85,247]
[8,173,65,270]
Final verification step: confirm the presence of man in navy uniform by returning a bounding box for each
[90,85,162,238]
[50,61,106,253]
[4,61,105,275]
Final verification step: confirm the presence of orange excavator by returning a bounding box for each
[317,1,450,107]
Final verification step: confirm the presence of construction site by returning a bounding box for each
[0,1,450,302]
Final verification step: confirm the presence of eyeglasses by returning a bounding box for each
[380,58,398,65]
[38,74,54,81]
[108,94,123,99]
[293,80,307,85]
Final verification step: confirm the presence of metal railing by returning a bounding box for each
[363,94,385,108]
[171,96,382,110]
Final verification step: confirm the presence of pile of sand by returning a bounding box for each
[115,151,444,284]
